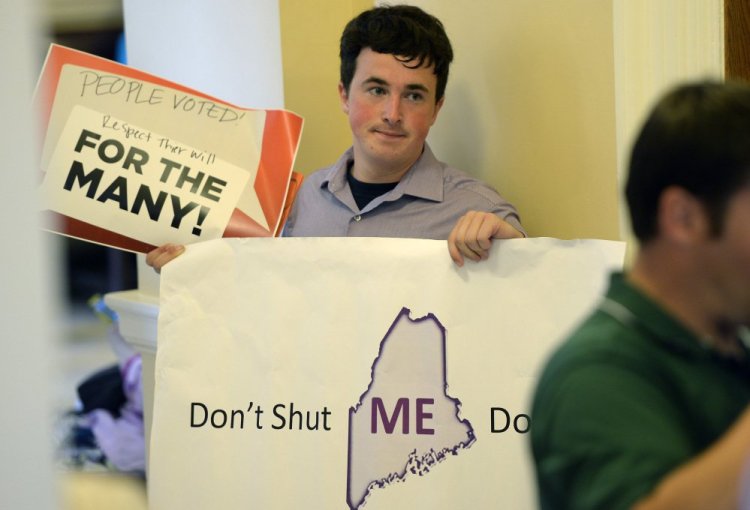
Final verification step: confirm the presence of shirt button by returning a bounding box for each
[353,214,362,222]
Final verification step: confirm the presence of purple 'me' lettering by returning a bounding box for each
[370,397,435,435]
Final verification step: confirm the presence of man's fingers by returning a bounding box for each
[448,212,523,267]
[145,244,185,273]
[449,212,484,265]
[447,229,465,267]
[465,212,493,256]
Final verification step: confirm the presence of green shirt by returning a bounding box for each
[531,273,750,510]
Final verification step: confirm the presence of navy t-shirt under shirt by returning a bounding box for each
[346,169,399,210]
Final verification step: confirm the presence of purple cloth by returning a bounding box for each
[87,354,145,472]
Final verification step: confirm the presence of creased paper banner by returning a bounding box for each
[151,237,625,509]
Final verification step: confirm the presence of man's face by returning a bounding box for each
[702,187,750,324]
[339,47,444,182]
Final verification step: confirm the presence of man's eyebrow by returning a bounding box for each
[404,83,429,93]
[363,77,388,87]
[361,77,430,93]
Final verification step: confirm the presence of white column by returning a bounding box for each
[0,0,57,508]
[123,0,284,108]
[107,0,286,474]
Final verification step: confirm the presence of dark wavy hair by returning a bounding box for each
[339,4,453,103]
[626,80,750,242]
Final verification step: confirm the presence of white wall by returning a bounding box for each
[0,0,58,508]
[123,0,284,109]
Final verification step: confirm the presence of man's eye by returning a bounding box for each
[368,87,386,96]
[406,92,425,102]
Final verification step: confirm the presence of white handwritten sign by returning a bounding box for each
[41,105,250,246]
[34,45,303,251]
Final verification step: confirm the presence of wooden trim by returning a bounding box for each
[725,0,750,81]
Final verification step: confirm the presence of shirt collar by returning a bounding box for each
[320,148,353,194]
[396,144,445,202]
[320,144,445,203]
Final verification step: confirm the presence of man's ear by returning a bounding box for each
[338,82,349,114]
[658,186,710,244]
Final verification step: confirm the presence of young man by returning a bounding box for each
[281,4,523,265]
[530,81,750,510]
[147,5,523,271]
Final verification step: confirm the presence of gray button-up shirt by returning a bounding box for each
[283,144,523,239]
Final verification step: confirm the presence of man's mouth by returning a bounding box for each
[373,128,407,138]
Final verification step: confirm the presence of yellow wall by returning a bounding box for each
[411,0,620,240]
[278,0,373,174]
[613,0,724,264]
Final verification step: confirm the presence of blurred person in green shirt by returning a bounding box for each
[531,80,750,510]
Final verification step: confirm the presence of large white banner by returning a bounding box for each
[151,237,624,509]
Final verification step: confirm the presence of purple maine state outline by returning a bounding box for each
[346,307,476,510]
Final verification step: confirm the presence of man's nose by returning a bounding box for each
[382,95,402,124]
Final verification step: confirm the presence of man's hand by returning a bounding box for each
[448,211,523,267]
[145,243,185,273]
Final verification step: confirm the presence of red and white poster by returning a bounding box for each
[34,44,304,253]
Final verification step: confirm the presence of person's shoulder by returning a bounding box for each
[299,148,353,190]
[440,164,490,187]
[438,163,505,205]
[535,309,642,389]
[295,165,338,198]
[424,151,501,198]
[299,167,330,188]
